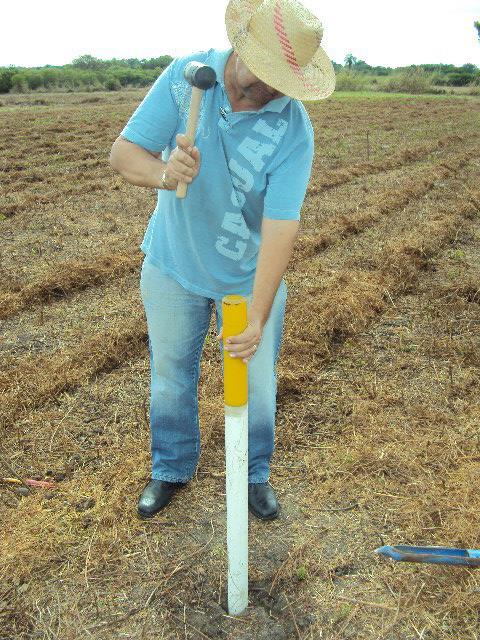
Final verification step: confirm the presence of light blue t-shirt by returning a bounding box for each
[121,47,314,298]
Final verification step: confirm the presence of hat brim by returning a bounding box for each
[226,5,336,100]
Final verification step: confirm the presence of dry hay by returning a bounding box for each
[0,252,139,320]
[306,134,467,195]
[0,91,479,639]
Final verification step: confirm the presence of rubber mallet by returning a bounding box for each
[176,61,216,199]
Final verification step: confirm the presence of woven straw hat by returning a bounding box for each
[225,0,336,101]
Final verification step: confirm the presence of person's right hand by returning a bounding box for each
[164,133,201,189]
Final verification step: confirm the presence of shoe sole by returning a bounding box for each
[137,507,167,519]
[138,501,171,518]
[248,504,280,521]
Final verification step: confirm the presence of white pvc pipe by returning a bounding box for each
[225,402,248,615]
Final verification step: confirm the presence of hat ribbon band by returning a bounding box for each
[272,1,316,90]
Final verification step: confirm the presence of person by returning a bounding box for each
[109,0,336,521]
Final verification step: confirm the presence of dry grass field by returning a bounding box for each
[0,88,479,640]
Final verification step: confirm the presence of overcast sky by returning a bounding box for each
[1,0,479,69]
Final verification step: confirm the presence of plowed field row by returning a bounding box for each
[299,145,478,245]
[281,165,479,386]
[1,96,475,219]
[0,129,469,220]
[305,134,467,195]
[2,158,477,442]
[0,252,138,320]
[1,144,476,324]
[1,148,474,385]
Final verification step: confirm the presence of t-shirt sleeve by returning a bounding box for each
[263,126,314,221]
[120,60,179,153]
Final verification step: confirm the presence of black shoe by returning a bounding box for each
[137,479,187,519]
[248,482,280,520]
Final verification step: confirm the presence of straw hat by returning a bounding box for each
[225,0,336,100]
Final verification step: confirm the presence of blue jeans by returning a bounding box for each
[139,254,287,484]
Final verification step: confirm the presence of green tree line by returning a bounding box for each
[338,55,479,87]
[0,54,174,93]
[0,49,479,94]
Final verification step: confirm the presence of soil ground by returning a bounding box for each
[0,89,479,639]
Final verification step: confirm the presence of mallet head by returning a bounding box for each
[184,61,217,90]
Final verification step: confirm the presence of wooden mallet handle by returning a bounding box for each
[176,86,203,199]
[175,61,216,200]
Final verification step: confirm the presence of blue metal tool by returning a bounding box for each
[375,545,480,567]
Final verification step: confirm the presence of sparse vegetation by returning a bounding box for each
[0,89,479,638]
[384,68,432,94]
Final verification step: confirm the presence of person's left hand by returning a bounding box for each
[216,317,263,363]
